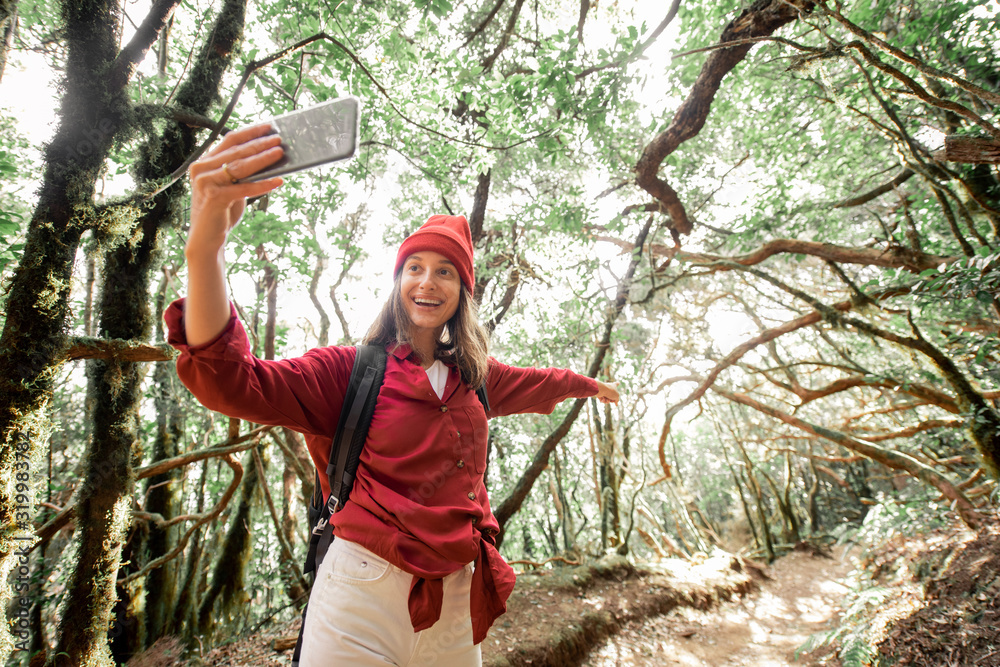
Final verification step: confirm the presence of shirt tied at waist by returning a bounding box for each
[406,534,516,643]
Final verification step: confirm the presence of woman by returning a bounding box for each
[166,124,620,666]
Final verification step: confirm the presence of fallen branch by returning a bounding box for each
[508,556,582,568]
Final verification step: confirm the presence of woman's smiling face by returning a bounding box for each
[399,251,462,338]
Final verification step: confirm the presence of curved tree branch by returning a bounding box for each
[575,0,682,80]
[575,0,589,42]
[684,239,954,273]
[844,40,1000,141]
[119,452,244,586]
[723,261,1000,479]
[109,0,181,91]
[481,0,526,72]
[461,0,506,48]
[634,0,815,236]
[853,419,964,443]
[469,169,491,245]
[822,4,1000,107]
[149,31,549,198]
[832,167,915,208]
[655,286,922,478]
[753,366,960,412]
[597,235,956,274]
[486,260,521,334]
[31,426,270,547]
[714,388,982,529]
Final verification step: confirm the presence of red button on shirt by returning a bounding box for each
[164,299,599,642]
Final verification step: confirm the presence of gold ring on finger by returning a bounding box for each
[222,162,238,183]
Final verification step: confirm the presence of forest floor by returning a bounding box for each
[856,519,1000,666]
[184,546,840,667]
[163,521,1000,666]
[576,544,852,667]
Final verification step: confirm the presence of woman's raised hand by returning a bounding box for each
[183,125,285,347]
[186,124,285,256]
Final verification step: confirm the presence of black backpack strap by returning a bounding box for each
[303,344,386,575]
[290,602,310,666]
[476,384,490,413]
[329,346,385,507]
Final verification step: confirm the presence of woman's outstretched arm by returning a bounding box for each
[484,361,619,417]
[183,124,285,346]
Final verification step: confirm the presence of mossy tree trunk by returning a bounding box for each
[593,398,621,551]
[109,529,148,662]
[196,448,259,641]
[136,267,185,648]
[735,440,775,562]
[806,448,822,534]
[551,447,576,555]
[0,0,139,660]
[48,0,247,662]
[277,427,313,560]
[758,464,801,544]
[0,0,18,82]
[169,457,210,638]
[728,460,761,551]
[143,341,184,642]
[136,0,249,648]
[53,285,147,666]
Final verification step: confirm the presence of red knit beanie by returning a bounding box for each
[394,215,475,290]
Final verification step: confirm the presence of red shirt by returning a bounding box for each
[164,300,599,641]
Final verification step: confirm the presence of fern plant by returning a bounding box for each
[796,584,890,665]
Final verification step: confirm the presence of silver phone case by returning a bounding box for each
[240,96,360,182]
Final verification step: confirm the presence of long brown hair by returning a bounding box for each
[363,274,491,389]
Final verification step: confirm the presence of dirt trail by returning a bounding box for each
[582,547,856,666]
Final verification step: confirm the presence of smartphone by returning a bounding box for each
[239,96,361,182]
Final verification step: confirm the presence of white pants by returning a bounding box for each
[300,538,482,666]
